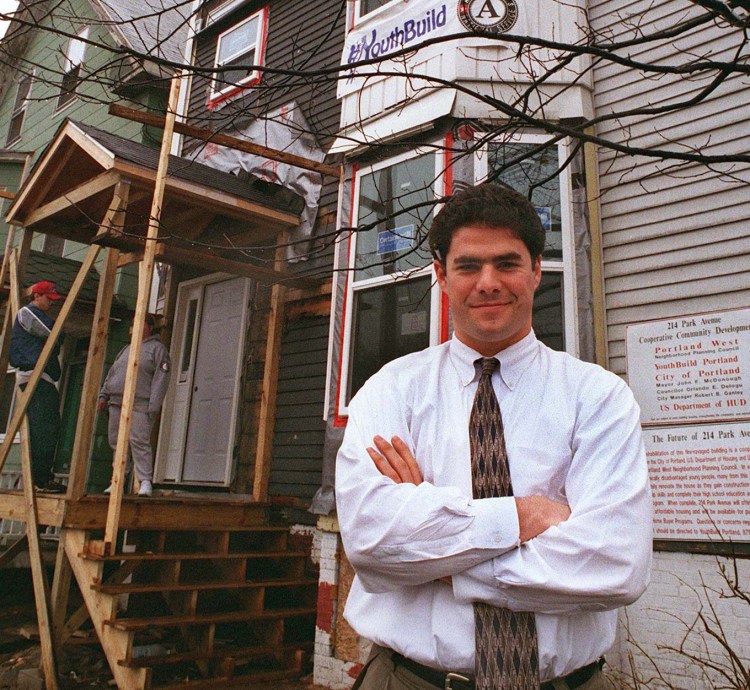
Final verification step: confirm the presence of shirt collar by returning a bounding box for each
[449,330,539,390]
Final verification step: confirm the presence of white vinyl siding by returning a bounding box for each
[590,0,750,377]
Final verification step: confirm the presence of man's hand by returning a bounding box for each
[515,496,571,542]
[97,398,107,415]
[367,435,423,485]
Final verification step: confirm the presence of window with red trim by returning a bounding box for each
[208,6,268,109]
[336,148,446,416]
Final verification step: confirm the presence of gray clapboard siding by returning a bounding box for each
[269,315,329,505]
[591,0,750,376]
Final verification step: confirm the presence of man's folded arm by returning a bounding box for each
[452,381,653,614]
[336,393,520,593]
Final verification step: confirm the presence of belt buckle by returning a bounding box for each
[445,672,471,689]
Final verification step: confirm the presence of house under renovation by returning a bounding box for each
[0,91,338,688]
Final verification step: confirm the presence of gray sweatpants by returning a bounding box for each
[107,405,156,483]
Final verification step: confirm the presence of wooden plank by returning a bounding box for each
[283,278,333,303]
[9,257,59,690]
[164,207,216,242]
[50,538,72,654]
[111,159,301,229]
[253,239,288,501]
[82,549,307,563]
[94,576,316,595]
[0,243,101,472]
[155,242,317,289]
[23,170,120,229]
[66,192,126,501]
[584,135,607,367]
[63,530,149,690]
[109,103,340,178]
[5,139,78,226]
[117,251,143,267]
[105,605,316,632]
[103,77,181,554]
[120,640,313,669]
[0,533,27,567]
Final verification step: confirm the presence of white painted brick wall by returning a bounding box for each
[611,551,750,690]
[313,529,364,690]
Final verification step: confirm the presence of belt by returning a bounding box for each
[391,652,474,689]
[541,657,605,690]
[391,651,605,690]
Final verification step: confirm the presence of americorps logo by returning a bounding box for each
[458,0,518,34]
[346,4,448,64]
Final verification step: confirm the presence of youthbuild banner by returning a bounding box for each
[340,0,524,96]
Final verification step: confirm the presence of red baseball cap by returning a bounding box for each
[30,280,63,300]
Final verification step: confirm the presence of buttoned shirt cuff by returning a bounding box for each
[469,495,520,553]
[452,559,501,605]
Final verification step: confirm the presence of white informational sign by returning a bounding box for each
[645,422,750,541]
[626,308,750,426]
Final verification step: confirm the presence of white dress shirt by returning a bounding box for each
[335,332,652,682]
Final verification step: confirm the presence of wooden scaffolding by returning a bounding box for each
[0,79,338,689]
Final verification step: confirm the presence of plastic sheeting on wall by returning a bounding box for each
[191,101,324,263]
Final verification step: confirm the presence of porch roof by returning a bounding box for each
[6,120,312,286]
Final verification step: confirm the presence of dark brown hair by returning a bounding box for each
[429,183,545,263]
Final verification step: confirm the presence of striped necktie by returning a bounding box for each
[470,357,540,689]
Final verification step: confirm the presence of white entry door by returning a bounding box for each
[156,275,251,486]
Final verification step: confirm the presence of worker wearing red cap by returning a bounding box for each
[9,280,66,493]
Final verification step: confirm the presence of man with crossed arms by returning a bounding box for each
[336,184,652,690]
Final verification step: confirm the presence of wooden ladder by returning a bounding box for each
[62,523,317,689]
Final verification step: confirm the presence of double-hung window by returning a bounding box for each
[339,150,445,411]
[476,134,577,354]
[57,27,89,110]
[6,73,33,145]
[209,7,268,108]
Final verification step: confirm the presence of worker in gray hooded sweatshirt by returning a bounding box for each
[98,314,170,496]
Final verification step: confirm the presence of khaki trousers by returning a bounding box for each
[353,645,616,690]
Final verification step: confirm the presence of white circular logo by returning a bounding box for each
[458,0,519,34]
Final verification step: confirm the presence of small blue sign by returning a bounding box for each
[377,224,415,255]
[535,207,552,233]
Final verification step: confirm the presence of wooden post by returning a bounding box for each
[9,255,59,690]
[63,246,120,499]
[583,135,607,367]
[66,183,129,500]
[49,534,72,660]
[252,235,288,502]
[0,243,101,472]
[102,75,181,553]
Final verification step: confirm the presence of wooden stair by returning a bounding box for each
[62,520,317,689]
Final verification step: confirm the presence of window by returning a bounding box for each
[476,135,577,354]
[179,298,199,383]
[6,73,33,145]
[357,0,393,19]
[209,7,268,108]
[339,150,445,410]
[57,27,89,110]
